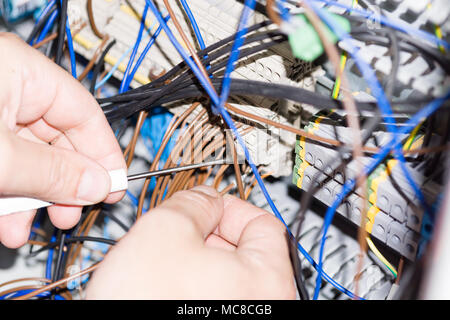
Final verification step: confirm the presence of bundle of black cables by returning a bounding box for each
[97,20,447,124]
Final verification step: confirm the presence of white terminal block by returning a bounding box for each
[0,169,128,217]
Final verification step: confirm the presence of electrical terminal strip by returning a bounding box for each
[291,114,440,260]
[294,114,440,208]
[69,0,320,91]
[294,114,441,204]
[293,157,420,260]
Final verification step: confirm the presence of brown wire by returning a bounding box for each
[220,183,236,196]
[65,207,101,271]
[245,172,273,200]
[78,35,110,81]
[30,227,47,238]
[0,278,51,291]
[32,22,87,50]
[27,240,48,247]
[395,257,405,285]
[170,125,219,196]
[226,130,245,199]
[33,33,58,49]
[152,109,207,205]
[153,107,202,201]
[126,111,148,168]
[161,119,212,201]
[14,264,99,300]
[87,0,105,39]
[213,164,230,189]
[266,0,283,26]
[301,2,368,298]
[138,104,201,216]
[162,0,256,201]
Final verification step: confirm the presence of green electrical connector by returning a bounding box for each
[288,13,351,62]
[295,140,303,154]
[295,154,303,167]
[292,170,301,186]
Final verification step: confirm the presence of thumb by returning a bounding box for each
[0,128,111,205]
[155,185,224,241]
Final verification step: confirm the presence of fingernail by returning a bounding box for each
[77,168,110,203]
[191,185,219,198]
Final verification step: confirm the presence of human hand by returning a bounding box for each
[0,33,126,248]
[86,186,295,299]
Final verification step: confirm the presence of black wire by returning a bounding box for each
[287,233,309,300]
[97,27,441,120]
[351,31,450,74]
[52,232,65,282]
[54,0,67,66]
[101,208,130,232]
[127,20,274,92]
[26,4,58,44]
[101,75,437,124]
[90,39,117,94]
[29,236,117,257]
[95,18,447,123]
[98,29,285,104]
[383,30,399,98]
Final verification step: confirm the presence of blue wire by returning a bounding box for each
[30,0,56,44]
[0,289,65,300]
[94,19,159,91]
[36,9,58,43]
[35,0,56,24]
[46,234,57,280]
[179,0,210,71]
[276,0,290,22]
[179,0,206,50]
[126,190,139,207]
[125,15,170,89]
[145,0,362,299]
[216,0,256,113]
[119,3,149,94]
[311,0,450,50]
[312,90,450,299]
[299,1,432,298]
[145,0,220,106]
[65,18,77,78]
[35,1,76,78]
[120,11,168,209]
[95,46,134,91]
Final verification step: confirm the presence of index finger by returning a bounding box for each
[0,33,126,202]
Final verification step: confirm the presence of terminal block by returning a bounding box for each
[292,113,441,260]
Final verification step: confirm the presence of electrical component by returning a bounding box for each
[288,12,350,61]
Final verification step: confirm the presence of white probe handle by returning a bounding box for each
[0,169,128,217]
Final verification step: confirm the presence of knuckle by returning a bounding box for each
[175,189,218,212]
[43,151,74,198]
[0,132,14,195]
